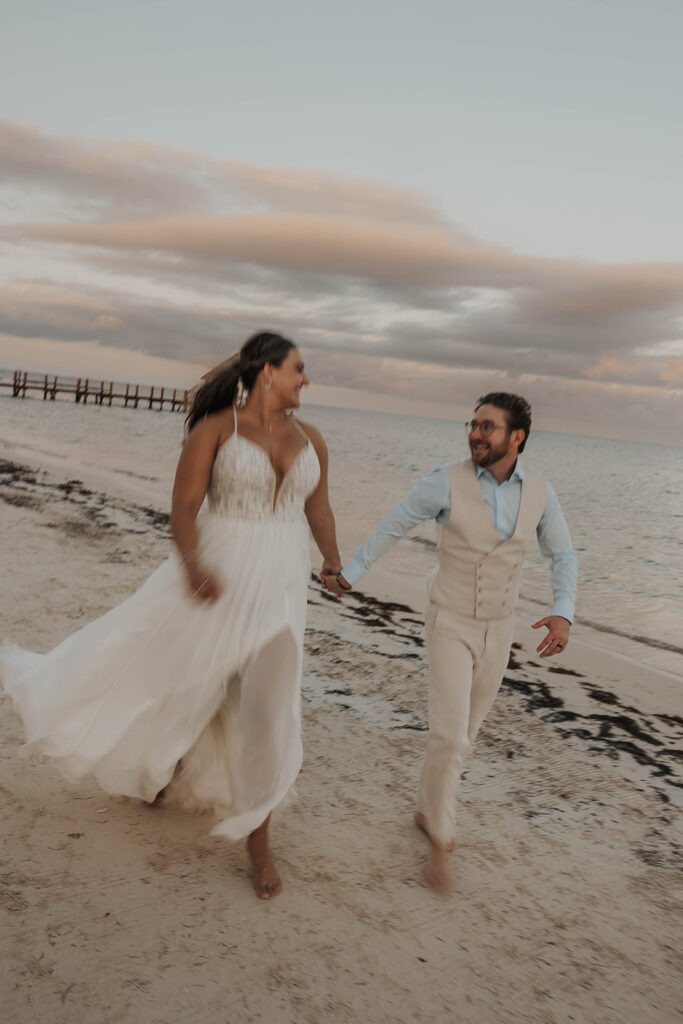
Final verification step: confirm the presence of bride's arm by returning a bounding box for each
[301,424,342,580]
[170,418,222,603]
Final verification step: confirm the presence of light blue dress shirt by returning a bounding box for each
[341,459,578,622]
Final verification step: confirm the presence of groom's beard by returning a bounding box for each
[469,432,511,467]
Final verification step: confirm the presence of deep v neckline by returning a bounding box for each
[237,435,310,512]
[215,424,309,513]
[223,405,312,512]
[235,432,308,481]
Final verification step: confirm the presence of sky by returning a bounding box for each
[1,0,682,442]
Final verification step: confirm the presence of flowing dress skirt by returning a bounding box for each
[0,513,310,839]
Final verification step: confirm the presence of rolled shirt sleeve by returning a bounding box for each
[341,466,451,586]
[537,482,578,622]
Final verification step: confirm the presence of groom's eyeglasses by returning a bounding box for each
[465,419,506,438]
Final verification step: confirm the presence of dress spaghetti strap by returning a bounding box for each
[289,414,309,443]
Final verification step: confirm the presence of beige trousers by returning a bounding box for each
[416,601,515,844]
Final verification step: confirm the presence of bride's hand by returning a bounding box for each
[187,567,222,604]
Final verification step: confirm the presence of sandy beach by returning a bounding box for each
[1,439,681,1024]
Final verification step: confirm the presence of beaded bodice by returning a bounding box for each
[207,429,320,523]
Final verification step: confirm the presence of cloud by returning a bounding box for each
[8,210,683,380]
[0,120,211,215]
[0,118,439,223]
[303,350,683,443]
[2,271,682,396]
[1,118,682,441]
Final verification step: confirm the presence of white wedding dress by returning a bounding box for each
[0,410,320,839]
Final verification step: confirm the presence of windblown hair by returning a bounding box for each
[476,392,532,453]
[185,331,295,433]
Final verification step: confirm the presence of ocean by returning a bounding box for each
[1,394,681,665]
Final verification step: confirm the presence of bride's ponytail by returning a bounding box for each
[185,331,295,434]
[185,354,241,433]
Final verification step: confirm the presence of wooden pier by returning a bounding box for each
[0,370,191,412]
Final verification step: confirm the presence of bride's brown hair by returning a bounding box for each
[185,331,295,433]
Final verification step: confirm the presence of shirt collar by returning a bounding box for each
[474,458,525,483]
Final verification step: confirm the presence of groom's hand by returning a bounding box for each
[532,615,571,658]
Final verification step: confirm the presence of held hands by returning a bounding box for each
[532,615,571,658]
[319,558,350,598]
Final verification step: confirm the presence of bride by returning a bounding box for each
[0,331,343,899]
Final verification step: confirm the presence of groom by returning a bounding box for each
[323,393,577,892]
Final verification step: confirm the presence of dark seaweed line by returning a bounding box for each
[304,624,421,663]
[503,674,682,791]
[0,458,170,536]
[309,578,424,649]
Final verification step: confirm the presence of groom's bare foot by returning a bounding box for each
[414,813,454,892]
[414,812,455,853]
[247,830,282,900]
[425,846,453,893]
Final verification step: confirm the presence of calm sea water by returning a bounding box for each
[2,396,682,656]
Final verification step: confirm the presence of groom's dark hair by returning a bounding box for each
[476,392,532,453]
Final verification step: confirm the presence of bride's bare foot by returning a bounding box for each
[414,812,455,853]
[247,819,282,900]
[146,787,167,808]
[414,813,454,892]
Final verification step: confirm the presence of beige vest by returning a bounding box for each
[428,459,548,621]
